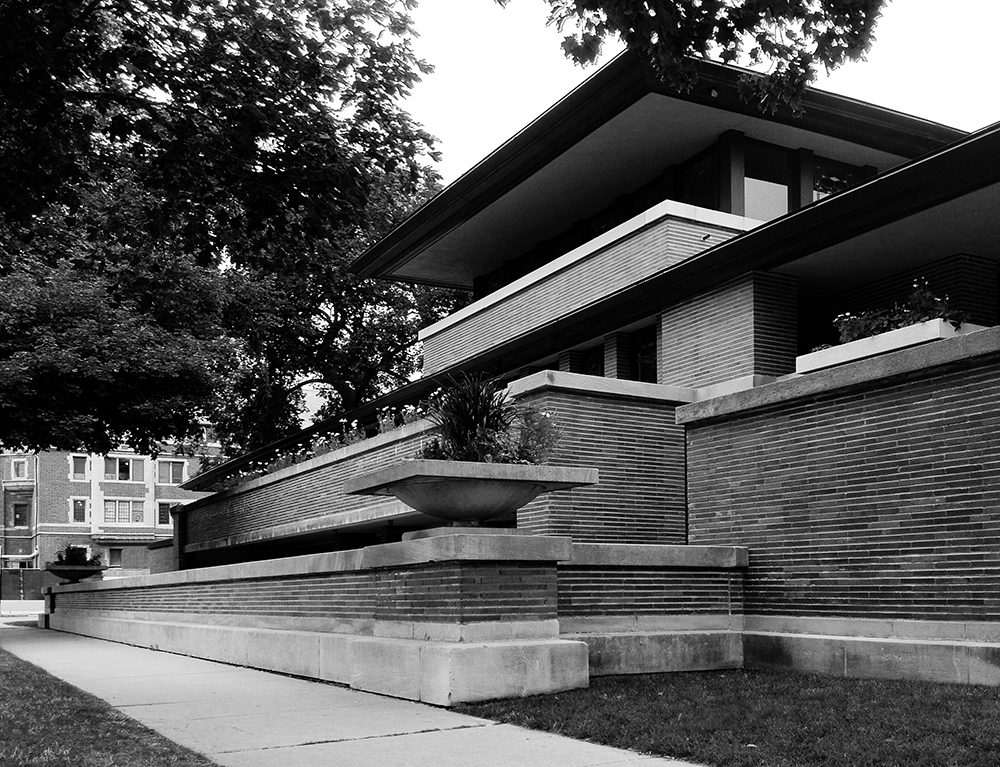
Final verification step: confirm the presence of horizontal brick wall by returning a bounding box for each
[183,424,431,548]
[423,213,742,374]
[557,566,743,617]
[515,386,686,544]
[659,271,797,388]
[686,353,1000,622]
[55,561,557,625]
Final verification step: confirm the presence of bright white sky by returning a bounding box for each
[405,0,1000,184]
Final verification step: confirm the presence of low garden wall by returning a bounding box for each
[178,371,694,566]
[678,324,1000,685]
[43,536,747,704]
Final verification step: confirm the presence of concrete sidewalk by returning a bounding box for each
[0,620,702,767]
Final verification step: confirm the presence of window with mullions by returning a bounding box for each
[71,499,88,524]
[157,460,185,485]
[157,502,174,526]
[70,455,87,481]
[103,499,145,524]
[813,159,862,201]
[104,457,145,482]
[744,142,790,222]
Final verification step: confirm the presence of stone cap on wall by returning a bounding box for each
[677,324,1000,426]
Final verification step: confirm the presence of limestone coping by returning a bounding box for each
[509,369,695,405]
[568,543,748,568]
[677,324,1000,425]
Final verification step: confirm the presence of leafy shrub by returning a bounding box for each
[420,373,558,464]
[53,544,101,566]
[833,280,968,344]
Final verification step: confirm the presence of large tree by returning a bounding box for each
[518,0,886,112]
[0,0,459,455]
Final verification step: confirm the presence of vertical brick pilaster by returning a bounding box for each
[658,271,797,388]
[603,333,631,379]
[558,350,584,374]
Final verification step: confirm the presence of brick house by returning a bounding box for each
[1,444,214,596]
[42,53,1000,697]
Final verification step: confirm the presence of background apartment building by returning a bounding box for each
[2,444,215,584]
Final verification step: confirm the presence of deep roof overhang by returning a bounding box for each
[186,122,999,493]
[352,51,967,290]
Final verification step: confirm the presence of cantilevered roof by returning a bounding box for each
[352,51,966,290]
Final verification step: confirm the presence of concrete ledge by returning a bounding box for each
[677,323,1000,425]
[508,369,695,405]
[46,612,588,706]
[745,615,1000,643]
[567,542,748,568]
[746,631,1000,686]
[361,533,572,568]
[567,630,743,676]
[560,613,744,634]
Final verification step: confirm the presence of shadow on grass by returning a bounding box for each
[457,669,1000,767]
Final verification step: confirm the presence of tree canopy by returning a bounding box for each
[0,0,461,455]
[516,0,886,112]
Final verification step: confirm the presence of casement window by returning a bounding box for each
[70,455,88,481]
[103,499,145,524]
[70,499,89,524]
[104,457,145,482]
[157,502,174,526]
[157,460,185,485]
[11,458,27,480]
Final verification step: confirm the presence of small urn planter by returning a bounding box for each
[795,318,988,374]
[344,459,598,526]
[44,564,108,584]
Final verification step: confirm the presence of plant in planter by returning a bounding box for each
[45,544,107,584]
[832,280,969,344]
[420,373,558,464]
[798,280,985,374]
[344,374,597,527]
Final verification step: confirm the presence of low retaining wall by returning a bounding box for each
[43,537,748,704]
[679,324,1000,685]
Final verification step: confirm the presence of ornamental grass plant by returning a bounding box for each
[420,373,557,464]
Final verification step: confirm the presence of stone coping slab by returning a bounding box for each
[745,615,1000,643]
[343,459,599,497]
[567,543,748,568]
[509,369,696,405]
[677,323,1000,425]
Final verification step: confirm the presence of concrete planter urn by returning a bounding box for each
[795,318,988,374]
[44,564,107,584]
[344,459,598,525]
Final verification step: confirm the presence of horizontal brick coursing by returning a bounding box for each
[184,429,428,546]
[557,566,743,616]
[659,272,797,388]
[516,389,686,544]
[56,561,557,624]
[687,356,1000,622]
[423,216,740,374]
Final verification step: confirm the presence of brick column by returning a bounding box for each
[603,332,631,379]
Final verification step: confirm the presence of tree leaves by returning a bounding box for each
[525,0,886,114]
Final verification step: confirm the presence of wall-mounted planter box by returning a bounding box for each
[796,319,989,374]
[344,459,598,526]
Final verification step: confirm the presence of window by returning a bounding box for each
[813,159,863,201]
[108,548,123,568]
[157,502,174,526]
[71,455,88,481]
[12,503,28,527]
[744,142,790,222]
[629,326,658,383]
[11,458,27,480]
[157,460,185,485]
[103,500,144,524]
[71,499,88,524]
[104,457,145,482]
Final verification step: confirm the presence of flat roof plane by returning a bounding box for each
[352,51,966,290]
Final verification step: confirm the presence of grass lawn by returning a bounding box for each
[0,642,218,767]
[457,669,1000,767]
